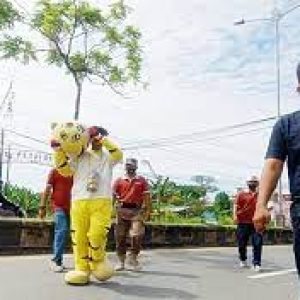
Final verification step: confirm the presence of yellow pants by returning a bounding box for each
[70,199,112,272]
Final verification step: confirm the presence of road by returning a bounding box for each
[0,245,298,300]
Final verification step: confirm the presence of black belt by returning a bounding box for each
[119,203,141,209]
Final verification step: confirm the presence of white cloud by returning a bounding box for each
[0,0,299,193]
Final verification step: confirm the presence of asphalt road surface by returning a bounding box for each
[0,245,298,300]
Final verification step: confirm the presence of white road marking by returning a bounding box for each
[248,268,296,279]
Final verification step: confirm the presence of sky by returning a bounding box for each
[0,0,300,194]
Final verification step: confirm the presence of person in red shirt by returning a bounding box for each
[233,175,263,271]
[113,158,151,271]
[39,168,73,272]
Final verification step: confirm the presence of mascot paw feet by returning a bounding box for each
[91,261,115,282]
[65,270,90,285]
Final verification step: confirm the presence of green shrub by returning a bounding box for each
[217,215,234,226]
[4,183,41,217]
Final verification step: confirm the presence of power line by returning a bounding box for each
[123,126,272,182]
[0,116,275,150]
[121,116,276,149]
[0,117,275,155]
[123,124,274,150]
[133,129,268,171]
[4,128,48,146]
[133,145,248,184]
[6,140,50,153]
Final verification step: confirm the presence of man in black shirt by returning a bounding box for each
[254,63,300,277]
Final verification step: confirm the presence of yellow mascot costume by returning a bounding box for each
[50,122,123,285]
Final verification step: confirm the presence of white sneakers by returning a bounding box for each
[127,254,142,271]
[49,260,64,273]
[252,265,261,272]
[239,261,261,272]
[114,262,125,271]
[115,255,142,272]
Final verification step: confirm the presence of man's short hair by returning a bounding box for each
[247,175,259,183]
[125,158,138,167]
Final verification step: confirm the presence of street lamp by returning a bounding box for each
[234,3,300,115]
[234,3,300,223]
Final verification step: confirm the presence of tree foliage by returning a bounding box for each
[213,191,232,225]
[149,176,209,220]
[4,183,41,217]
[214,191,231,214]
[0,0,20,30]
[0,0,143,119]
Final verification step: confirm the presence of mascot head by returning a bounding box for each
[50,123,108,177]
[51,122,89,157]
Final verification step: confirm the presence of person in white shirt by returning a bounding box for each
[64,127,123,285]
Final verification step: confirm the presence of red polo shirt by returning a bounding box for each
[113,175,149,205]
[47,169,73,213]
[235,190,257,224]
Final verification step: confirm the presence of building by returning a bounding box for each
[268,193,292,228]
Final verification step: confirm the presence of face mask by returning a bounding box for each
[126,167,136,175]
[248,184,257,191]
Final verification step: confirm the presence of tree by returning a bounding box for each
[213,191,231,218]
[4,183,41,217]
[0,0,142,119]
[149,176,175,202]
[0,0,20,29]
[174,185,206,217]
[149,176,176,221]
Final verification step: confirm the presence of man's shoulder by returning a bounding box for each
[114,176,124,185]
[276,111,300,136]
[280,110,300,124]
[48,168,57,180]
[236,191,249,199]
[136,175,148,182]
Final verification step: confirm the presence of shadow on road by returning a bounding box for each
[91,281,199,299]
[115,269,199,279]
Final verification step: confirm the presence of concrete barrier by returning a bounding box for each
[0,218,293,255]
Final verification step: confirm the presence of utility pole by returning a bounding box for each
[0,128,4,191]
[6,144,11,185]
[0,82,11,192]
[0,81,14,190]
[273,0,284,226]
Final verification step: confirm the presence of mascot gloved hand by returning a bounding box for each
[50,122,122,285]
